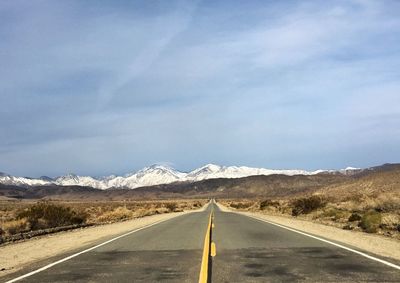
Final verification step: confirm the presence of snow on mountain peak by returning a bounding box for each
[344,166,360,170]
[203,164,222,171]
[139,164,179,174]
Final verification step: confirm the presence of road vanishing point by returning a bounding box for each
[4,201,400,282]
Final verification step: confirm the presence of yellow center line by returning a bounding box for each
[198,209,215,283]
[211,242,216,257]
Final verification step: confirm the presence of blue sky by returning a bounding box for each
[1,0,400,177]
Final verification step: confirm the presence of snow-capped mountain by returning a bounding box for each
[105,165,186,189]
[0,173,54,187]
[0,164,362,190]
[55,174,108,190]
[186,164,318,181]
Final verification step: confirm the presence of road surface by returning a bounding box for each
[4,202,400,282]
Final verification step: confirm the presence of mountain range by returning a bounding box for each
[0,163,398,201]
[0,164,362,190]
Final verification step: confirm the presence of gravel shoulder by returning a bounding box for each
[216,203,400,262]
[0,208,204,278]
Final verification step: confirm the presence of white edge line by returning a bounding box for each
[5,213,188,283]
[238,212,400,271]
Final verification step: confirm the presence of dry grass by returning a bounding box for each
[95,207,134,223]
[0,219,29,236]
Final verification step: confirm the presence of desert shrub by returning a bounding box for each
[348,213,362,222]
[165,202,178,212]
[96,207,133,222]
[291,196,326,216]
[375,200,400,212]
[1,219,29,236]
[259,199,279,210]
[321,208,348,221]
[135,208,157,218]
[342,224,354,230]
[359,211,382,233]
[154,203,163,209]
[193,201,202,208]
[230,202,252,209]
[381,214,400,231]
[17,202,87,230]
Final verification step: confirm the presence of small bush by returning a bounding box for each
[359,211,382,233]
[135,208,157,218]
[193,201,202,208]
[259,199,279,210]
[348,213,362,222]
[291,196,326,216]
[342,224,354,230]
[165,203,178,212]
[17,202,87,230]
[230,202,252,209]
[374,199,400,212]
[1,219,29,236]
[96,207,133,223]
[321,208,348,221]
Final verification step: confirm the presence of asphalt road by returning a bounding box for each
[5,202,400,282]
[212,206,400,282]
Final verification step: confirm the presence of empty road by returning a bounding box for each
[4,202,400,282]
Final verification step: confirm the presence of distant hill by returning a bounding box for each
[315,163,400,201]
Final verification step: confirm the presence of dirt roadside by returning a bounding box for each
[216,202,400,262]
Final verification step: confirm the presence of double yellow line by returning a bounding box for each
[198,210,216,283]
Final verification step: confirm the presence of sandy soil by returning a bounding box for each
[216,203,400,262]
[0,209,201,278]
